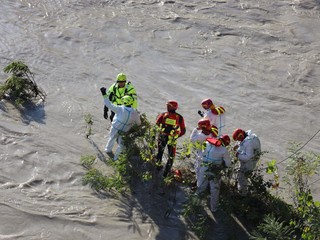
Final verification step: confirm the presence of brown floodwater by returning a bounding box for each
[0,0,319,239]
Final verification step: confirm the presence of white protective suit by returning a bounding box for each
[236,130,261,195]
[197,141,231,212]
[203,110,226,136]
[190,128,214,182]
[103,96,141,160]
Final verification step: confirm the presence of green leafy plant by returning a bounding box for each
[284,142,320,200]
[80,155,96,169]
[0,61,46,105]
[281,142,320,239]
[82,167,127,194]
[250,214,295,240]
[291,190,320,240]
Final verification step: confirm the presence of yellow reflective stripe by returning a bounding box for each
[165,118,176,126]
[211,127,219,136]
[216,106,225,114]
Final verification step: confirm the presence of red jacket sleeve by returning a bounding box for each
[156,113,164,126]
[179,116,186,137]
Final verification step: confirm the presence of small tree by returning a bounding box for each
[284,141,320,203]
[283,142,320,239]
[0,61,46,105]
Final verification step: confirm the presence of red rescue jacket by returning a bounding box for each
[156,111,186,137]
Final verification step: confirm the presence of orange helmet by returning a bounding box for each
[220,134,230,146]
[198,118,211,131]
[201,98,214,110]
[166,100,178,111]
[211,125,219,138]
[232,128,245,141]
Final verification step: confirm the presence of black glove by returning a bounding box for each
[100,87,107,95]
[109,111,115,122]
[198,110,204,117]
[103,106,108,119]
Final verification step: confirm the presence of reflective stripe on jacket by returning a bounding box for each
[156,112,186,137]
[107,81,138,109]
[203,143,231,167]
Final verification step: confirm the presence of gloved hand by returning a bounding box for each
[100,87,107,95]
[198,110,204,117]
[103,106,108,119]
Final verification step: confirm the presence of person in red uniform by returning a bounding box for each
[155,100,186,177]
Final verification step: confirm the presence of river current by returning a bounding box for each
[0,0,320,239]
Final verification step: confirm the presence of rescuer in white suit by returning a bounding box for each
[197,135,231,213]
[100,87,141,160]
[233,128,261,196]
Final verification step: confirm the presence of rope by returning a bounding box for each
[271,128,320,166]
[310,177,320,185]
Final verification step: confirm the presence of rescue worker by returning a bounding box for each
[232,128,261,196]
[104,73,138,122]
[197,135,231,213]
[190,119,218,189]
[199,98,226,136]
[155,100,186,178]
[100,87,141,160]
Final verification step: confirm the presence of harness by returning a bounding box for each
[114,107,132,131]
[203,145,223,165]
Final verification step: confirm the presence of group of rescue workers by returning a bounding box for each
[100,73,261,213]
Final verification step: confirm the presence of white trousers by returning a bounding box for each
[237,160,257,195]
[105,127,118,152]
[105,127,124,160]
[197,166,221,211]
[194,153,202,181]
[237,169,249,196]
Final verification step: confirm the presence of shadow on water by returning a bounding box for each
[0,99,46,124]
[115,169,193,240]
[20,101,46,124]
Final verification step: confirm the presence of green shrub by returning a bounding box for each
[0,61,46,105]
[250,214,295,240]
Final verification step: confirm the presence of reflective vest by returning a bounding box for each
[156,112,185,137]
[107,81,138,109]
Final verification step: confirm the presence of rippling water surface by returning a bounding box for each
[0,0,319,239]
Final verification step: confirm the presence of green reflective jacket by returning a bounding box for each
[107,81,138,109]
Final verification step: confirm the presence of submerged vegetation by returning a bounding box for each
[0,61,46,105]
[81,113,320,239]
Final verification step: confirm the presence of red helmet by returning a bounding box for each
[232,128,245,141]
[220,134,230,146]
[198,118,211,131]
[166,100,178,111]
[201,98,214,110]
